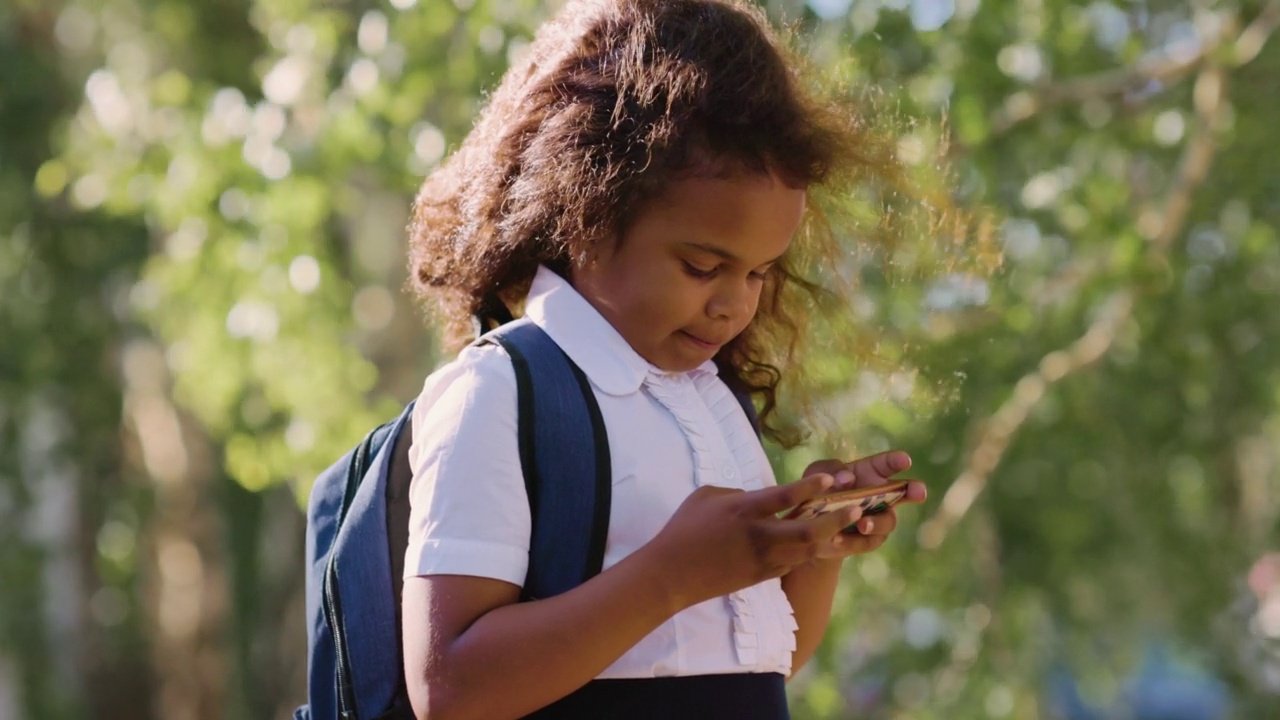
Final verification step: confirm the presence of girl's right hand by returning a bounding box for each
[644,473,863,610]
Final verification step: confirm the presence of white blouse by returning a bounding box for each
[405,266,798,678]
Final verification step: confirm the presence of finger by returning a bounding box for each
[687,484,744,502]
[749,473,835,516]
[903,479,927,504]
[831,469,856,491]
[851,507,898,537]
[769,504,862,545]
[834,533,888,555]
[815,530,886,560]
[802,459,846,478]
[848,451,911,485]
[813,532,850,559]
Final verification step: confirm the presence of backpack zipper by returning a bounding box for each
[324,555,358,720]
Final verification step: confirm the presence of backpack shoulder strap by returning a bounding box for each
[730,387,761,438]
[384,405,415,642]
[486,319,611,600]
[385,319,611,605]
[376,320,609,716]
[386,331,752,609]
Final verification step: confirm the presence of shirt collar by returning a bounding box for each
[524,265,717,396]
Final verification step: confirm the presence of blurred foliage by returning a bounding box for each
[3,0,1280,718]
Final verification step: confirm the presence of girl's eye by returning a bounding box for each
[682,261,718,279]
[748,268,771,281]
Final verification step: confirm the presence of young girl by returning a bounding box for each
[401,1,926,717]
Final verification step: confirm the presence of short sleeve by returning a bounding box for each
[404,343,530,586]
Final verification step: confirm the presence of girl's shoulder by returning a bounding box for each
[415,341,518,421]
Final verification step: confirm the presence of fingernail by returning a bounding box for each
[862,519,874,533]
[836,470,855,485]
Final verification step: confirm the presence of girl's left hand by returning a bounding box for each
[800,451,926,558]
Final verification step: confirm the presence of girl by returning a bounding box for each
[402,1,926,717]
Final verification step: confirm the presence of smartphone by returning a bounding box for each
[790,481,911,522]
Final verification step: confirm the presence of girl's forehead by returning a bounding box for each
[655,172,805,219]
[627,172,805,258]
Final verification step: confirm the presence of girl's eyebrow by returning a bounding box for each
[679,241,785,266]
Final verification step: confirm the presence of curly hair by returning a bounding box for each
[407,0,907,446]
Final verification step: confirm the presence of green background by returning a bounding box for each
[3,0,1279,717]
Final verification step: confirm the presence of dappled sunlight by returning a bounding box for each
[4,0,1280,717]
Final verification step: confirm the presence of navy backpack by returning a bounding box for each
[297,317,759,720]
[296,318,612,720]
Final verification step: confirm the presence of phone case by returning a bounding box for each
[790,480,910,522]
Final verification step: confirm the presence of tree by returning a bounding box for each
[2,0,1278,717]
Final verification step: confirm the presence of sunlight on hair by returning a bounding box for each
[407,0,999,450]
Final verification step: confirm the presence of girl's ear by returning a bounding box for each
[565,251,589,277]
[561,249,594,288]
[578,237,612,267]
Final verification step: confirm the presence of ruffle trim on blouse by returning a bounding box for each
[777,584,800,660]
[646,369,797,672]
[728,590,757,665]
[643,372,718,488]
[696,374,765,490]
[728,585,799,669]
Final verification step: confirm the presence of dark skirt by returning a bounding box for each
[523,672,790,720]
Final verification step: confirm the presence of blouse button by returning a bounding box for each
[722,465,736,480]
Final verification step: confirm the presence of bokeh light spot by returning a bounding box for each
[1153,109,1186,146]
[289,255,321,294]
[353,285,396,330]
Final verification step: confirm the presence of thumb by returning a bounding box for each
[747,473,835,516]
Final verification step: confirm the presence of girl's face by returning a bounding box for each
[572,172,806,373]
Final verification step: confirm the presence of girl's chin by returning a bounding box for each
[651,336,717,371]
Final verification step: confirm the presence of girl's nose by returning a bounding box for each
[706,279,754,322]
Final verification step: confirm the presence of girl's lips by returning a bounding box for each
[679,330,721,350]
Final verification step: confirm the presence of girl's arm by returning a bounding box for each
[780,452,925,674]
[781,512,898,673]
[402,544,680,720]
[781,557,843,673]
[402,475,858,720]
